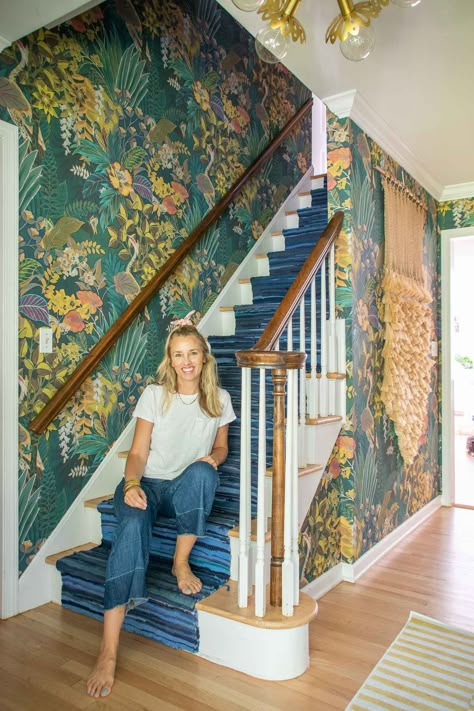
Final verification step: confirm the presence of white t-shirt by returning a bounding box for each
[133,384,236,480]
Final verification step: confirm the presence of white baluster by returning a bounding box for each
[328,244,336,414]
[287,317,293,351]
[255,368,267,617]
[282,368,295,616]
[309,276,319,419]
[320,258,328,417]
[238,367,251,608]
[298,298,306,467]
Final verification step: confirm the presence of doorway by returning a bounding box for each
[442,227,474,508]
[452,236,474,506]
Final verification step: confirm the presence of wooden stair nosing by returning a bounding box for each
[265,463,323,478]
[84,493,114,508]
[228,517,271,542]
[196,579,318,629]
[45,542,98,566]
[306,415,343,426]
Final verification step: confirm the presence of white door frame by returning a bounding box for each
[441,226,474,507]
[0,120,19,618]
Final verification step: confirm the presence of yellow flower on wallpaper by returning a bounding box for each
[193,81,210,111]
[82,375,121,417]
[339,515,353,562]
[32,82,59,122]
[107,162,133,196]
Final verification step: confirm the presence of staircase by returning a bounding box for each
[46,173,344,679]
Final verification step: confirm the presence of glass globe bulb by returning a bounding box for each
[391,0,421,7]
[340,22,376,62]
[255,27,289,64]
[232,0,264,11]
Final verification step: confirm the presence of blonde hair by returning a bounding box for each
[156,325,222,418]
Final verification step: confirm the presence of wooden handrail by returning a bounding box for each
[29,98,313,434]
[236,210,344,369]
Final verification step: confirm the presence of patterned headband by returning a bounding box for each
[169,310,196,330]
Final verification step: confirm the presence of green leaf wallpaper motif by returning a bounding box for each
[438,198,474,230]
[300,114,441,584]
[1,0,311,570]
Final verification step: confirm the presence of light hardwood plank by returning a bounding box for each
[0,506,473,709]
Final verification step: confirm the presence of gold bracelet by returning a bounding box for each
[123,479,141,493]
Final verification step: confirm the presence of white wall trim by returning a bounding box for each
[0,120,19,619]
[323,89,443,201]
[301,562,343,600]
[440,227,474,506]
[439,183,474,202]
[303,496,442,599]
[323,90,356,120]
[0,35,11,52]
[342,496,442,583]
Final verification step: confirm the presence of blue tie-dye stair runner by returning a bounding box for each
[55,180,328,653]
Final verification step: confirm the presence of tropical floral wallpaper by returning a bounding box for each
[438,197,474,231]
[300,114,441,584]
[0,0,311,571]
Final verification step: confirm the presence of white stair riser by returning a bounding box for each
[304,420,341,470]
[198,611,310,680]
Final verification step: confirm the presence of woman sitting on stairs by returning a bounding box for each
[87,323,236,698]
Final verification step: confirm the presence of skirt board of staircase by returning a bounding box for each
[196,580,318,680]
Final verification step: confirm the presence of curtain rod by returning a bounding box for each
[374,165,426,211]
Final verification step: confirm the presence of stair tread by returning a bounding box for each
[196,580,318,629]
[228,518,271,542]
[306,415,343,425]
[46,542,98,565]
[265,463,324,477]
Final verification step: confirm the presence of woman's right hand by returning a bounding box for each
[124,485,147,510]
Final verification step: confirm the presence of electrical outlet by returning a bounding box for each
[39,327,53,354]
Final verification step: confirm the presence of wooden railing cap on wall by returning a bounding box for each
[28,98,313,435]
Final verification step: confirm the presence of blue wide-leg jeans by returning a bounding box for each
[103,461,218,611]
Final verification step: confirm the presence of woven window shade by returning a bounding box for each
[380,178,433,464]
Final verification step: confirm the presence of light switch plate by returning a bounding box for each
[39,327,53,353]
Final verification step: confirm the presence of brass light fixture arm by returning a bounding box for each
[258,0,306,43]
[326,0,390,44]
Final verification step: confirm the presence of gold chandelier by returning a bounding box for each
[231,0,421,63]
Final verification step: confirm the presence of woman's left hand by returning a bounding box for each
[196,455,218,470]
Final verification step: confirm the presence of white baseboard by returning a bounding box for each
[342,495,442,583]
[303,496,442,598]
[301,562,343,600]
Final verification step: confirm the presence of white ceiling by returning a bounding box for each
[1,0,473,199]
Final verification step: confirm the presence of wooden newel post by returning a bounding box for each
[270,368,287,607]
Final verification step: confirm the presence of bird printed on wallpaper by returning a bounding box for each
[115,0,150,61]
[0,42,33,145]
[197,146,216,209]
[357,132,375,189]
[113,235,141,304]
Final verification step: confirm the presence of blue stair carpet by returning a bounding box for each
[56,179,328,653]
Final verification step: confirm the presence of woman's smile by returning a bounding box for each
[170,335,205,393]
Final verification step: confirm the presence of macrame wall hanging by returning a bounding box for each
[377,168,433,464]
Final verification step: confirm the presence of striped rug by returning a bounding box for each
[346,612,474,711]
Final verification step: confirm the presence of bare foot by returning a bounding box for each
[87,650,116,698]
[172,559,202,595]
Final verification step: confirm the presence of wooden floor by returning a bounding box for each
[2,505,474,710]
